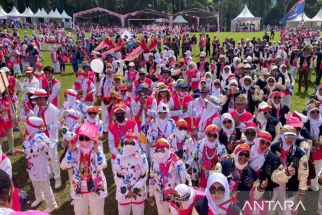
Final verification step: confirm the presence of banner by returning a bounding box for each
[279,0,305,24]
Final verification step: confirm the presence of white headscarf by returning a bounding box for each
[256,112,267,130]
[173,184,196,210]
[212,79,221,97]
[316,85,322,101]
[267,77,276,93]
[221,65,231,82]
[249,138,269,171]
[205,172,230,214]
[221,113,235,139]
[154,52,161,65]
[307,108,322,140]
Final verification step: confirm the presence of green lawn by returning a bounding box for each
[1,29,318,214]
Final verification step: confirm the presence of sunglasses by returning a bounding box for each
[209,186,225,195]
[155,148,166,153]
[245,131,256,136]
[207,133,218,138]
[239,151,250,158]
[178,127,188,131]
[263,111,270,115]
[274,97,281,100]
[311,110,320,114]
[124,141,135,146]
[79,135,90,141]
[223,120,232,124]
[88,112,97,116]
[285,134,297,140]
[268,80,274,83]
[214,83,221,86]
[260,139,271,147]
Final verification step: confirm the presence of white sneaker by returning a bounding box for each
[54,177,62,189]
[31,199,43,208]
[43,205,58,214]
[70,200,74,206]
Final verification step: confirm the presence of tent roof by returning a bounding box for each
[53,9,62,18]
[61,10,71,19]
[8,6,21,17]
[172,15,188,23]
[0,6,7,18]
[234,5,260,21]
[21,7,34,17]
[286,13,312,22]
[34,8,48,18]
[311,8,322,22]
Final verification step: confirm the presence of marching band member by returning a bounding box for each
[61,123,107,215]
[73,69,95,106]
[192,124,227,189]
[169,119,195,174]
[108,103,138,171]
[30,89,61,189]
[21,67,40,102]
[40,66,61,107]
[114,132,148,215]
[270,125,309,215]
[147,103,176,157]
[62,89,87,120]
[148,138,191,215]
[20,117,58,213]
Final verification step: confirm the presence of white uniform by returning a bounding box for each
[21,77,40,101]
[114,147,148,215]
[147,118,176,156]
[31,103,61,180]
[23,132,57,210]
[61,146,108,215]
[149,153,191,215]
[98,75,114,131]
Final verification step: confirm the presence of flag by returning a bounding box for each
[279,0,305,24]
[0,72,8,94]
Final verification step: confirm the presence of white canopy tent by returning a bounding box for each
[0,6,7,19]
[231,5,261,32]
[172,15,188,24]
[311,8,322,28]
[61,10,72,19]
[286,13,312,27]
[33,8,48,18]
[7,6,21,17]
[21,7,34,18]
[53,9,62,18]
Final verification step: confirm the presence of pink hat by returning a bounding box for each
[26,117,45,130]
[77,122,99,139]
[286,114,302,128]
[245,122,258,131]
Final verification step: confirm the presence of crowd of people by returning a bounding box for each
[0,25,322,215]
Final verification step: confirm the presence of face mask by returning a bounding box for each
[116,114,125,123]
[123,145,136,155]
[178,130,187,140]
[154,152,165,161]
[80,141,92,151]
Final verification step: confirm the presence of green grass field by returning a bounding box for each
[1,29,319,214]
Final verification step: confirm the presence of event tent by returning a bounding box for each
[33,8,48,18]
[231,5,261,31]
[172,15,188,24]
[7,6,21,17]
[286,13,312,27]
[21,7,34,18]
[0,6,7,19]
[61,10,72,19]
[53,9,61,18]
[311,8,322,28]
